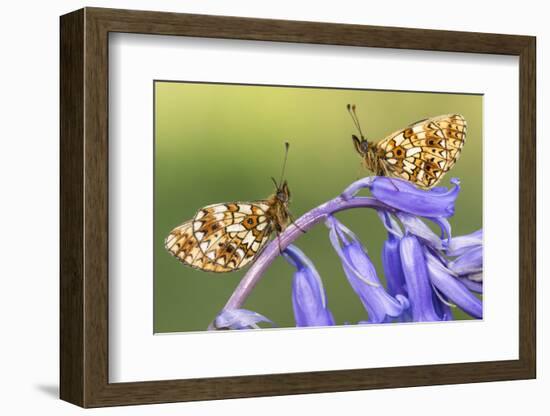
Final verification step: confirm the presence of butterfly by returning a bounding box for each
[165,142,293,273]
[347,104,466,189]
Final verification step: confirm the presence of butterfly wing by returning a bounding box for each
[376,114,466,189]
[164,220,232,272]
[165,201,274,273]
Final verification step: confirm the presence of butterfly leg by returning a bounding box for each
[387,177,401,192]
[288,211,306,234]
[276,230,284,256]
[381,163,401,192]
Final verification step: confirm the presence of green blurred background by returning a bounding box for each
[154,81,483,333]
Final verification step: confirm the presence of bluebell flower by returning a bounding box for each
[382,232,407,298]
[446,229,482,256]
[213,308,273,330]
[446,229,483,284]
[283,245,335,327]
[399,234,442,321]
[457,277,482,293]
[448,247,483,275]
[425,250,482,318]
[372,182,481,321]
[378,212,412,321]
[212,175,482,330]
[327,216,409,323]
[395,212,447,250]
[432,291,454,321]
[342,176,461,218]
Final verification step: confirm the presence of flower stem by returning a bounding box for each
[207,194,389,329]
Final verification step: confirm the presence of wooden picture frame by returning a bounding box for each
[60,7,536,408]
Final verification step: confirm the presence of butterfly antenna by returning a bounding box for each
[277,141,290,187]
[346,103,366,139]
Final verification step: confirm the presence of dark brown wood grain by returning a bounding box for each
[518,37,537,375]
[60,8,84,406]
[60,7,537,408]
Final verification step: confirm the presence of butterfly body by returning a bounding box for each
[165,181,291,273]
[349,107,466,189]
[352,138,386,176]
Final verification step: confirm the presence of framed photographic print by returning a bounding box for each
[60,7,536,408]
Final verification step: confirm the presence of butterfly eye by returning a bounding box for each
[360,141,370,153]
[277,192,288,202]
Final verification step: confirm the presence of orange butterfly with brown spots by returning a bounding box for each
[347,104,466,189]
[165,142,295,273]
